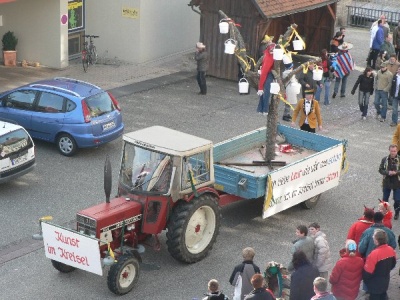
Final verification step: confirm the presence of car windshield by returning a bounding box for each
[0,129,32,158]
[84,92,115,117]
[119,142,173,194]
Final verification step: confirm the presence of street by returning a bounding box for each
[0,27,399,299]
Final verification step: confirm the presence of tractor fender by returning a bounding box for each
[184,187,219,203]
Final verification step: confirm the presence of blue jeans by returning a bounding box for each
[374,90,389,119]
[392,96,400,124]
[316,79,331,104]
[358,91,370,117]
[383,187,400,213]
[257,73,273,113]
[334,75,348,96]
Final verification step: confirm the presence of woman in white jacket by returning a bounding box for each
[308,222,333,280]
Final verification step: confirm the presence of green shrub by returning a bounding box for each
[2,31,18,51]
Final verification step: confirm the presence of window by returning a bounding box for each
[5,90,36,110]
[36,92,65,113]
[182,151,211,190]
[0,129,33,159]
[66,99,77,112]
[85,92,115,117]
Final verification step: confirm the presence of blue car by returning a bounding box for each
[0,77,124,156]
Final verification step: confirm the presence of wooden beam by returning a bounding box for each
[326,4,336,21]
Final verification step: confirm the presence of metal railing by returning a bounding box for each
[347,2,400,28]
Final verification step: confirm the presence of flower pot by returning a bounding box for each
[3,50,17,66]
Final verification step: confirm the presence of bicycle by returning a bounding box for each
[82,35,99,72]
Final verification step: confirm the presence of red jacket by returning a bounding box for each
[258,51,274,90]
[347,217,373,252]
[383,211,393,229]
[329,254,364,300]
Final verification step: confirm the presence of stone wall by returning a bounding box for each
[336,0,352,27]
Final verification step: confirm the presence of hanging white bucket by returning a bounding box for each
[293,38,304,51]
[293,82,302,94]
[238,78,249,94]
[313,68,323,81]
[270,82,280,94]
[282,54,292,64]
[273,48,284,60]
[224,39,236,54]
[219,20,229,34]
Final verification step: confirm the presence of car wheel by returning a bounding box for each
[56,133,78,156]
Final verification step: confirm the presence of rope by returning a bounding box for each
[263,175,273,212]
[277,93,295,111]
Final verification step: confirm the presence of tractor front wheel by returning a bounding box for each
[301,194,321,209]
[107,255,140,295]
[51,260,76,273]
[166,193,221,263]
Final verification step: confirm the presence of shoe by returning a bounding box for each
[332,92,337,99]
[362,116,366,120]
[282,116,292,122]
[262,112,268,116]
[390,122,397,127]
[380,118,385,122]
[340,94,345,98]
[394,212,399,220]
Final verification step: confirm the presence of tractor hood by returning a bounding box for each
[77,197,142,234]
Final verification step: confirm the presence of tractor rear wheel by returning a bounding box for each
[301,194,321,209]
[166,193,220,263]
[107,255,140,295]
[51,260,76,273]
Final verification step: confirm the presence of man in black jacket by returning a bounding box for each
[378,144,400,219]
[363,229,396,300]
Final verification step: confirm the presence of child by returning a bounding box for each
[351,67,374,120]
[202,279,228,300]
[378,200,393,229]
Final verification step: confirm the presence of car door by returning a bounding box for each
[30,91,65,141]
[0,89,36,132]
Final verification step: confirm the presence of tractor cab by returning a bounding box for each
[118,126,214,201]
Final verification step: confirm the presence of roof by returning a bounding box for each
[252,0,339,18]
[123,126,213,156]
[0,120,24,135]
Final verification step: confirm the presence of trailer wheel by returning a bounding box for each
[166,193,221,263]
[107,255,140,295]
[301,194,321,209]
[51,260,76,273]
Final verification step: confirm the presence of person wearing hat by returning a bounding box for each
[291,89,322,133]
[373,61,392,122]
[282,60,300,121]
[329,240,364,300]
[299,61,320,99]
[332,42,354,99]
[258,34,274,59]
[257,43,275,116]
[195,42,209,95]
[393,20,400,60]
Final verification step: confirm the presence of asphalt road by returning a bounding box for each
[0,27,399,299]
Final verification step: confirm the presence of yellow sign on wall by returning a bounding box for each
[122,7,139,19]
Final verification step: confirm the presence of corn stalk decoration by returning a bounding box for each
[218,10,321,162]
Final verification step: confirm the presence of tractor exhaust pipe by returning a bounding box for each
[104,155,112,203]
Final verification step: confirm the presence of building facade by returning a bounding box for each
[0,0,199,68]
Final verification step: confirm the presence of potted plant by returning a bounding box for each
[2,31,18,66]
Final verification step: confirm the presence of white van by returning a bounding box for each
[0,120,35,183]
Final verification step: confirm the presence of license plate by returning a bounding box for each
[12,154,28,166]
[102,121,116,131]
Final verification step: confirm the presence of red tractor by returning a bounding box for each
[36,126,221,295]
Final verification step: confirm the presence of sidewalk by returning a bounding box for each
[0,48,196,93]
[1,27,400,299]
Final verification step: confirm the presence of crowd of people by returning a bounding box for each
[201,209,398,300]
